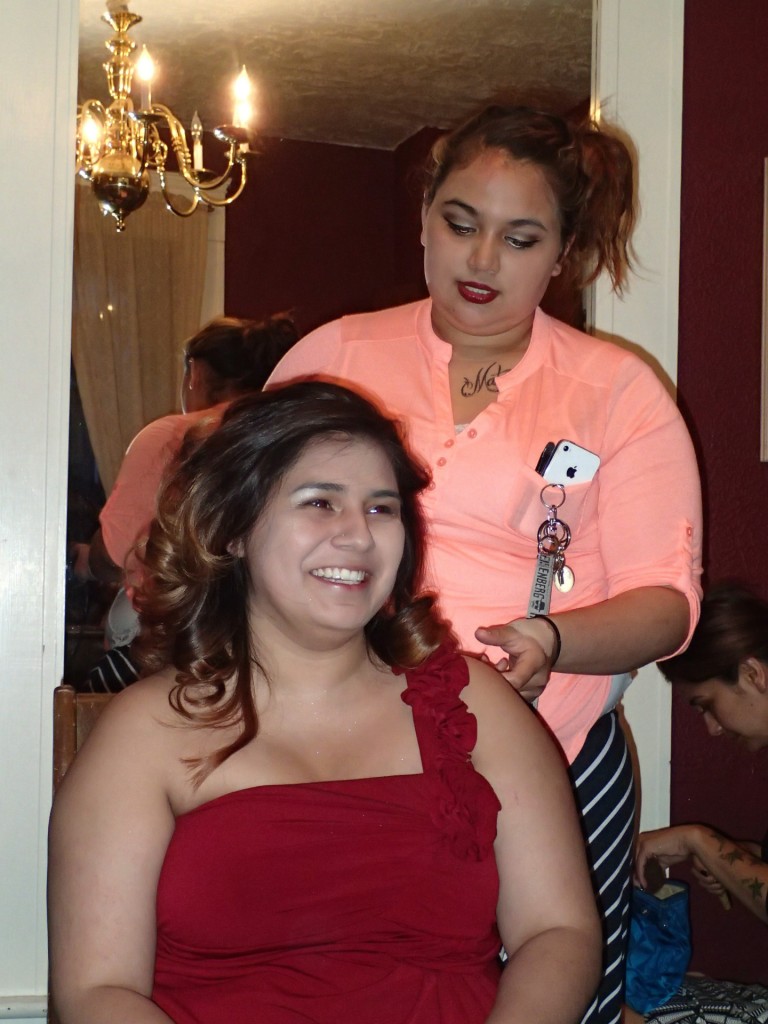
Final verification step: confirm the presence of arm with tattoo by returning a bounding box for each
[635,825,768,923]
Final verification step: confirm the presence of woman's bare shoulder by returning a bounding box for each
[460,654,529,717]
[459,654,564,777]
[64,668,186,778]
[93,666,179,725]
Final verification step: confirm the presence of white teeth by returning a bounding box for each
[310,567,366,584]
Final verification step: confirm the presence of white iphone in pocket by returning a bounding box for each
[540,439,600,485]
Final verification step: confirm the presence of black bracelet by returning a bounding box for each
[531,614,561,667]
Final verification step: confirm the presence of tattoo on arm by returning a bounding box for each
[710,830,767,906]
[723,848,746,864]
[746,877,766,902]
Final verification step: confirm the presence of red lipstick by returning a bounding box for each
[457,280,499,304]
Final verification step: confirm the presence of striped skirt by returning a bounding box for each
[569,711,636,1024]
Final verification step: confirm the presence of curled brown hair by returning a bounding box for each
[134,380,449,781]
[423,104,636,293]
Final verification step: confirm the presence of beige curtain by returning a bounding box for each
[72,183,209,493]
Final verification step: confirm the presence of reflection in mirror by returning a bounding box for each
[66,0,593,685]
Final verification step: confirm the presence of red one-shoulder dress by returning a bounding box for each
[152,646,503,1023]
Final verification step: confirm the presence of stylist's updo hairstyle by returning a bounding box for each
[184,315,300,403]
[135,381,447,780]
[423,104,636,293]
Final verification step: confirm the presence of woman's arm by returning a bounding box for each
[635,825,768,924]
[48,682,178,1024]
[476,585,689,701]
[87,526,124,584]
[463,658,602,1024]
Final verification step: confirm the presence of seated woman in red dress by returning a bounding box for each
[48,381,601,1024]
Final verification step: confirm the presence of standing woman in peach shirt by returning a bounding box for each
[268,105,703,1024]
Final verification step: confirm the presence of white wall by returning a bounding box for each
[0,1,682,1019]
[591,0,685,830]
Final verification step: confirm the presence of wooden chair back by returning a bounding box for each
[50,685,113,1022]
[52,684,113,790]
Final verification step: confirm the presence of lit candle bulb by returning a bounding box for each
[233,66,254,129]
[190,111,204,171]
[136,45,155,110]
[82,113,103,151]
[80,111,103,166]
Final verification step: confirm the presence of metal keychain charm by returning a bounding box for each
[554,553,575,594]
[527,484,573,615]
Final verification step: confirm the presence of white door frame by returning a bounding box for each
[591,0,685,831]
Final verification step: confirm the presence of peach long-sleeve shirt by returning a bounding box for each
[269,299,702,761]
[100,404,228,572]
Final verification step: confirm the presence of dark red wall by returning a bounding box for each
[224,127,584,337]
[675,0,768,982]
[225,137,398,336]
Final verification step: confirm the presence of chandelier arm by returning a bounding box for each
[189,155,244,193]
[146,107,245,192]
[194,162,249,207]
[135,117,153,178]
[79,99,108,119]
[150,104,192,168]
[156,171,202,218]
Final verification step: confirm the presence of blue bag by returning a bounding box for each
[625,880,692,1014]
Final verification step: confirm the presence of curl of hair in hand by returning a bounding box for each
[423,103,636,293]
[133,380,449,782]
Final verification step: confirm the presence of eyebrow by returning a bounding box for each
[291,482,402,500]
[442,198,547,231]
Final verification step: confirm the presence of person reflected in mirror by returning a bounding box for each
[635,584,768,924]
[267,104,703,1024]
[48,381,601,1024]
[72,314,299,691]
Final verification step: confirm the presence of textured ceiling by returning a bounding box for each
[78,0,592,150]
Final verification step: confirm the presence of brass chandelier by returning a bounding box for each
[76,4,255,231]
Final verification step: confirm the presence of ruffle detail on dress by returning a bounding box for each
[401,644,498,862]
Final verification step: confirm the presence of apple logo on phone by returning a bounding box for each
[541,440,601,485]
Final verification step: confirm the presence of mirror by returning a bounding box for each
[66,0,593,686]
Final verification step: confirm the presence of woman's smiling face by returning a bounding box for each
[422,148,566,352]
[242,435,406,649]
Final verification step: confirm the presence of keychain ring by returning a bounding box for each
[538,535,561,556]
[540,483,566,510]
[538,520,571,548]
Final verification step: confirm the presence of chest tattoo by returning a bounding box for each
[460,363,509,397]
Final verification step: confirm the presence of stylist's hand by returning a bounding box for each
[474,618,555,702]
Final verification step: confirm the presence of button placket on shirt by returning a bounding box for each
[431,426,478,484]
